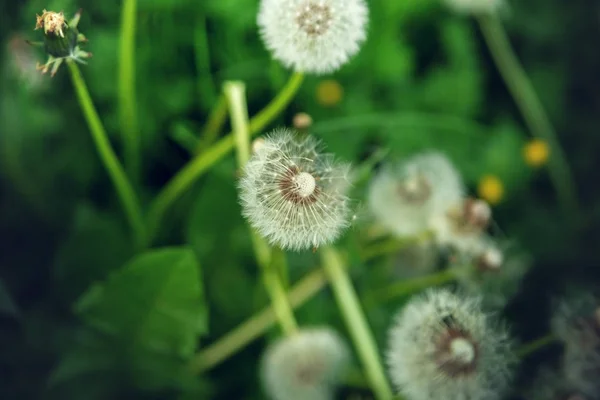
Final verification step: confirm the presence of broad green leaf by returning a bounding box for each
[75,247,207,359]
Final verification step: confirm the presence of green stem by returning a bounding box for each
[320,246,393,400]
[146,72,304,243]
[371,267,461,304]
[189,268,327,373]
[516,334,556,358]
[226,80,298,336]
[361,232,433,262]
[477,15,578,216]
[194,15,217,106]
[197,93,228,154]
[67,61,145,247]
[118,0,139,180]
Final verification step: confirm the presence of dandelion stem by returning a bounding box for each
[226,80,298,336]
[516,334,556,358]
[67,60,145,248]
[477,15,578,216]
[371,267,461,304]
[196,93,228,154]
[118,0,139,180]
[189,268,327,373]
[146,72,304,243]
[320,246,393,400]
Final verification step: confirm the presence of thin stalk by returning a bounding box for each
[477,15,578,216]
[196,93,228,154]
[517,334,556,358]
[371,267,461,304]
[226,80,298,336]
[320,246,393,400]
[194,15,217,106]
[118,0,139,180]
[189,268,327,373]
[146,72,304,243]
[67,61,145,248]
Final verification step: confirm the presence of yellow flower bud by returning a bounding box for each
[316,79,343,107]
[523,139,550,167]
[478,175,504,205]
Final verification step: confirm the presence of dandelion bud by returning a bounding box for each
[293,112,313,130]
[239,128,352,251]
[386,289,513,400]
[368,152,464,238]
[261,328,349,400]
[31,9,91,77]
[257,0,368,74]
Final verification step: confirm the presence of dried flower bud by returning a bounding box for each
[261,328,349,400]
[30,9,91,77]
[386,289,513,400]
[239,128,352,251]
[257,0,368,74]
[368,152,464,238]
[293,112,313,130]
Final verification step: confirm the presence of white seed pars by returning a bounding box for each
[257,0,368,74]
[239,128,352,251]
[368,152,464,238]
[261,328,349,400]
[386,289,513,400]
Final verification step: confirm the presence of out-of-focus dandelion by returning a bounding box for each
[28,9,91,77]
[368,152,464,238]
[257,0,368,74]
[524,138,550,167]
[261,327,349,400]
[552,296,600,397]
[316,79,343,107]
[443,0,504,15]
[239,128,352,251]
[478,175,504,205]
[293,112,313,130]
[386,289,513,400]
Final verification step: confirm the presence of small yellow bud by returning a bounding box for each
[316,79,343,107]
[523,139,550,167]
[478,175,504,205]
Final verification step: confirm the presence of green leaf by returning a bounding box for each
[75,247,208,359]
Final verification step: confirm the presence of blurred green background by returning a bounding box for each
[1,0,600,399]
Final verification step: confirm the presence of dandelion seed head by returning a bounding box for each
[368,152,464,238]
[258,0,368,74]
[386,289,513,400]
[261,328,349,400]
[239,128,352,250]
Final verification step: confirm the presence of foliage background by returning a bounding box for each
[1,0,600,399]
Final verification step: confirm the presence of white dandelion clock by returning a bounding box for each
[430,197,492,253]
[257,0,368,74]
[261,328,350,400]
[552,296,600,397]
[239,128,352,251]
[386,289,513,400]
[443,0,504,15]
[368,152,464,238]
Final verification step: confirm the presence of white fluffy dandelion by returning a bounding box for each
[239,128,352,251]
[261,328,349,400]
[443,0,504,15]
[257,0,368,74]
[386,289,513,400]
[368,152,464,238]
[552,296,600,397]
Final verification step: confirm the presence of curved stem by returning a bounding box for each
[189,268,327,373]
[67,61,145,248]
[320,246,393,400]
[146,72,304,243]
[477,15,578,216]
[118,0,139,180]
